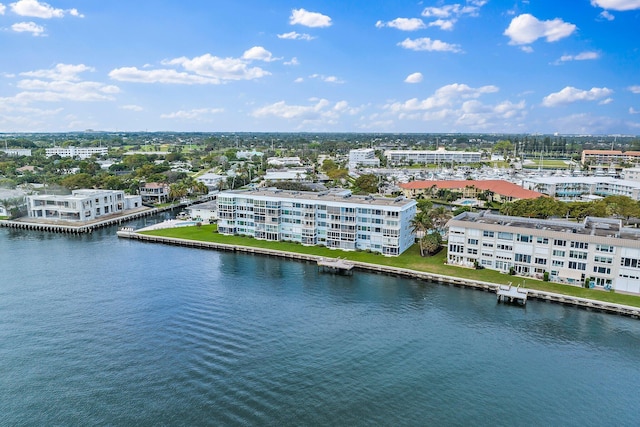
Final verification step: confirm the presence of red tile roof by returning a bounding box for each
[399,179,544,200]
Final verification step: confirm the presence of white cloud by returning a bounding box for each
[398,37,462,53]
[629,85,640,94]
[284,57,299,66]
[428,19,456,30]
[504,14,576,45]
[309,74,344,84]
[110,52,271,85]
[383,82,524,131]
[11,21,44,35]
[542,86,613,107]
[120,104,143,112]
[277,31,315,40]
[289,8,332,28]
[1,63,120,105]
[599,10,615,20]
[375,18,426,31]
[0,4,6,14]
[556,51,600,63]
[251,99,359,126]
[420,1,487,30]
[591,0,640,11]
[242,46,278,62]
[404,72,423,83]
[10,0,81,18]
[160,108,224,120]
[294,77,304,83]
[630,107,640,114]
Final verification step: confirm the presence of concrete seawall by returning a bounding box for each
[117,230,640,319]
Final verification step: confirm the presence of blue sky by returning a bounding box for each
[1,0,639,135]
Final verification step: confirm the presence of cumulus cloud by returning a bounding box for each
[629,85,640,94]
[284,57,299,66]
[420,1,487,30]
[404,72,423,83]
[160,108,224,120]
[556,51,600,63]
[242,46,279,62]
[542,86,613,107]
[309,74,344,84]
[0,63,119,105]
[383,82,525,131]
[251,99,359,127]
[110,52,271,85]
[375,18,426,31]
[630,107,640,114]
[598,10,616,20]
[398,37,462,53]
[289,8,332,28]
[504,14,576,46]
[11,21,44,35]
[10,0,82,18]
[0,4,6,14]
[590,0,640,11]
[277,31,315,40]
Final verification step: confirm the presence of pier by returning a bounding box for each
[497,282,528,305]
[317,257,354,275]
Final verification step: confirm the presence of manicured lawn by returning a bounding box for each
[141,225,640,308]
[523,159,573,169]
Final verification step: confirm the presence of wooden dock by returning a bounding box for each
[317,257,354,275]
[497,282,528,305]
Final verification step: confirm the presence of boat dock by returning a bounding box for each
[497,282,528,305]
[317,257,354,275]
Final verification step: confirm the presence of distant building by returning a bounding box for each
[348,148,380,169]
[27,189,142,222]
[267,157,302,167]
[45,146,108,159]
[264,168,309,182]
[522,176,640,201]
[186,200,218,223]
[385,147,481,166]
[139,182,170,204]
[217,188,416,256]
[237,150,264,160]
[1,148,31,156]
[620,167,640,182]
[447,211,640,294]
[400,180,543,203]
[196,173,225,190]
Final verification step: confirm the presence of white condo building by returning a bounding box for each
[447,211,640,294]
[384,147,481,165]
[45,146,109,159]
[27,189,142,222]
[348,148,380,169]
[522,176,640,201]
[217,188,416,255]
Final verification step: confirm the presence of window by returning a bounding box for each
[535,257,547,265]
[594,255,612,264]
[552,250,565,257]
[515,254,531,263]
[467,248,478,255]
[517,234,532,243]
[498,232,513,240]
[483,230,494,237]
[468,238,478,245]
[569,251,588,260]
[621,258,640,268]
[568,261,586,270]
[449,244,464,253]
[596,244,614,253]
[482,242,494,248]
[536,237,549,244]
[554,239,566,247]
[552,260,564,267]
[496,244,513,251]
[570,241,589,249]
[593,266,611,275]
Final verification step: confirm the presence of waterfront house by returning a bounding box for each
[139,182,170,204]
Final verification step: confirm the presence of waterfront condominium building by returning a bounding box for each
[446,211,640,294]
[217,188,417,256]
[348,148,381,169]
[27,189,143,222]
[521,176,640,201]
[384,147,481,166]
[45,146,109,159]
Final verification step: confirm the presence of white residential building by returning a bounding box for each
[264,168,309,182]
[522,176,640,201]
[348,148,380,170]
[384,147,481,165]
[45,146,109,159]
[196,173,225,190]
[217,188,417,256]
[237,150,264,160]
[446,211,640,294]
[267,157,302,167]
[1,148,31,156]
[186,200,218,223]
[27,189,142,222]
[620,167,640,182]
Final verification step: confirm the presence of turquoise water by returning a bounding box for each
[1,220,640,425]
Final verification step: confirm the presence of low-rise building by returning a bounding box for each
[400,180,543,203]
[196,173,225,190]
[217,188,416,256]
[446,211,640,294]
[385,147,481,166]
[186,200,218,223]
[27,189,142,222]
[1,148,31,156]
[140,182,170,204]
[581,149,640,166]
[45,146,109,159]
[348,148,380,170]
[522,176,640,201]
[267,157,302,167]
[264,168,310,182]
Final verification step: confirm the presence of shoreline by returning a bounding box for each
[117,229,640,319]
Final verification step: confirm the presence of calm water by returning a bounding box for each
[1,217,640,426]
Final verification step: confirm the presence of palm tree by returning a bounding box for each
[410,211,433,257]
[428,206,452,234]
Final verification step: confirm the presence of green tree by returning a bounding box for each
[352,174,378,194]
[410,211,433,257]
[422,231,443,255]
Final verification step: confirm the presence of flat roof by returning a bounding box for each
[220,188,415,208]
[449,211,640,240]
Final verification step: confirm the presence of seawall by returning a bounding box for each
[117,230,640,319]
